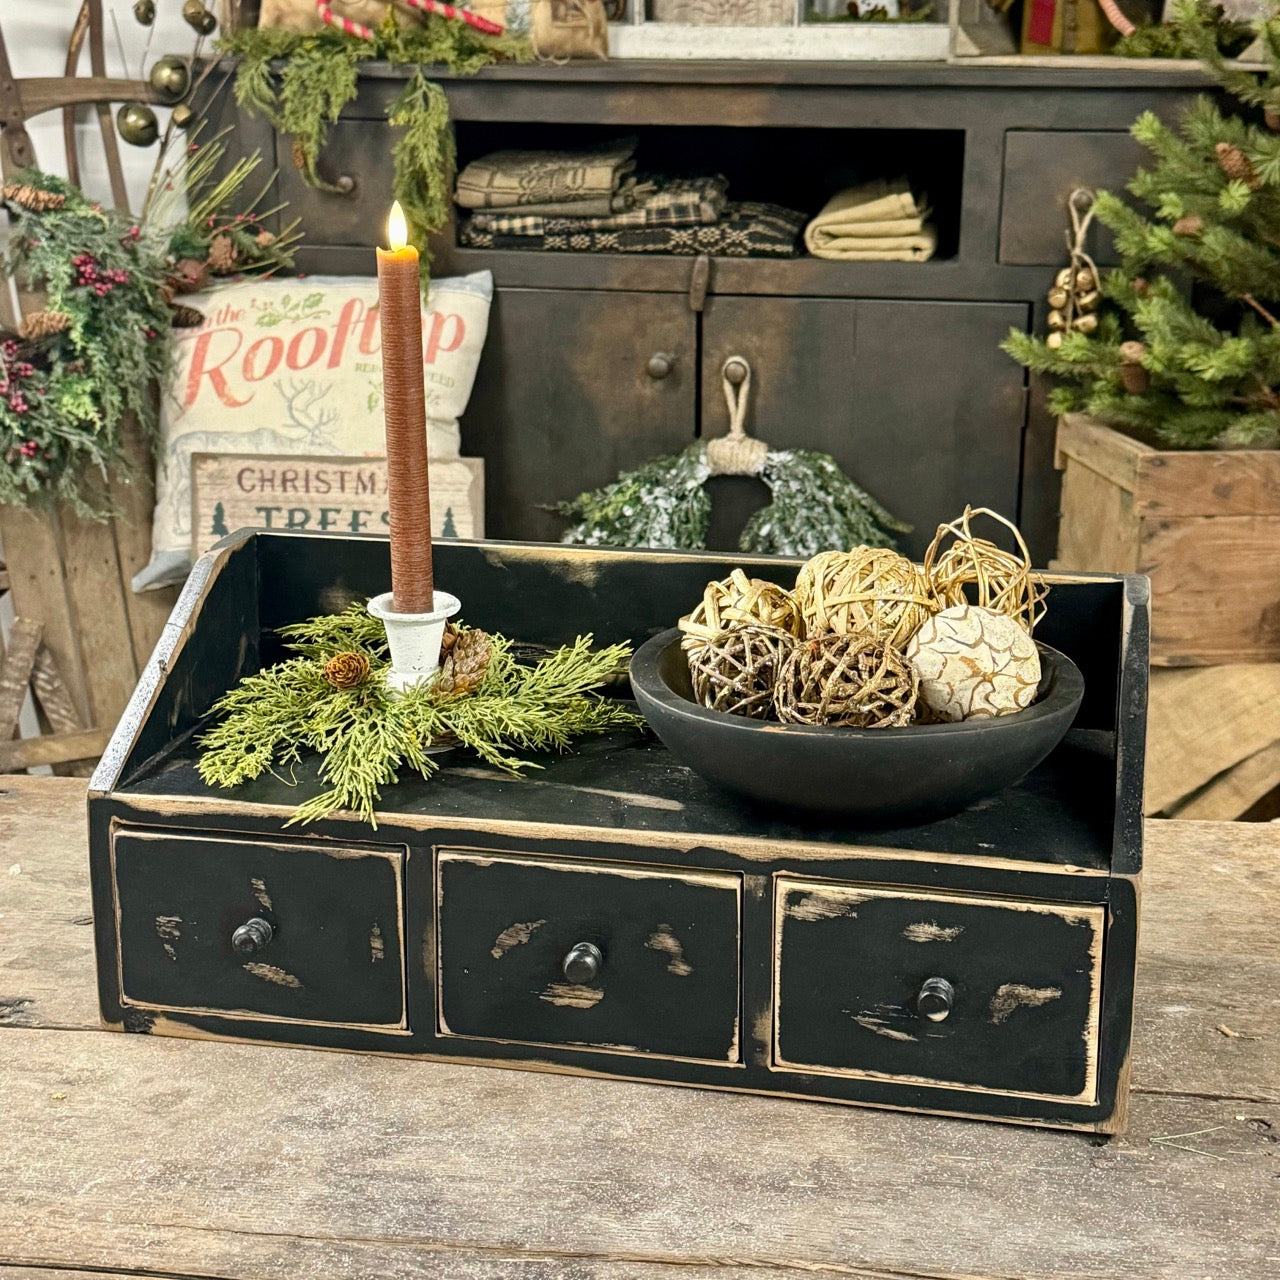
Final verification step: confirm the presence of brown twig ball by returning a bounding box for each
[680,568,802,651]
[923,506,1046,635]
[774,633,918,729]
[687,624,797,719]
[793,547,933,649]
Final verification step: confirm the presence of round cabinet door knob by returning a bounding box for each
[646,353,674,380]
[232,917,274,957]
[562,941,603,984]
[917,976,955,1022]
[723,357,749,386]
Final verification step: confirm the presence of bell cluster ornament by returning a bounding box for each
[182,0,218,34]
[1046,188,1102,351]
[117,102,159,147]
[148,55,191,104]
[133,0,155,23]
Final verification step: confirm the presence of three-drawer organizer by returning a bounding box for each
[89,533,1148,1131]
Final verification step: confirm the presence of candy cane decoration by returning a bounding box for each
[1096,0,1135,37]
[314,1,376,39]
[314,0,504,38]
[397,0,505,36]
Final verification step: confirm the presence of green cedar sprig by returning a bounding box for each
[196,603,640,826]
[218,18,532,270]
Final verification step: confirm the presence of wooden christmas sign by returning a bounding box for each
[190,451,484,554]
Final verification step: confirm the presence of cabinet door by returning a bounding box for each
[701,297,1029,560]
[463,288,697,542]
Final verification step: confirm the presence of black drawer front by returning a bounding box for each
[774,879,1103,1102]
[437,850,742,1063]
[112,829,406,1029]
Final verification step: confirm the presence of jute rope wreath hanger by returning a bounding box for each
[555,356,910,556]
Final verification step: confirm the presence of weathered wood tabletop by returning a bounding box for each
[1,775,1277,1280]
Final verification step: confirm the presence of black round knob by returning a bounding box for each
[562,941,603,984]
[917,976,955,1022]
[232,917,273,957]
[646,352,673,380]
[723,357,749,385]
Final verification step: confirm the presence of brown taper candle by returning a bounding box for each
[376,201,434,613]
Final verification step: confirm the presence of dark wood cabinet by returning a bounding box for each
[700,296,1029,559]
[462,286,698,542]
[203,59,1203,559]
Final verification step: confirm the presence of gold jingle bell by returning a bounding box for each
[1046,331,1064,350]
[133,0,155,22]
[1047,285,1069,310]
[148,55,190,104]
[1072,312,1099,335]
[117,102,158,147]
[171,102,195,131]
[1047,309,1067,331]
[1074,288,1100,312]
[182,0,217,34]
[1054,264,1096,293]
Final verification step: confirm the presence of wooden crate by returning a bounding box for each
[1054,413,1280,667]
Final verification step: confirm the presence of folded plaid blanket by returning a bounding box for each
[470,175,729,237]
[455,138,638,211]
[460,201,805,258]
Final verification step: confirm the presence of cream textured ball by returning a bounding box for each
[905,604,1041,722]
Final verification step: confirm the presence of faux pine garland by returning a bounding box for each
[219,19,532,266]
[197,603,641,826]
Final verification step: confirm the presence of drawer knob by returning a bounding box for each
[917,976,955,1022]
[232,917,274,957]
[646,352,674,380]
[562,941,603,984]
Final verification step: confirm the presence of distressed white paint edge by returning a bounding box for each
[608,22,950,61]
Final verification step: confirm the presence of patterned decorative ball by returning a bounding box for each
[679,568,802,652]
[793,547,933,650]
[924,506,1046,635]
[687,625,797,720]
[905,604,1041,722]
[774,633,918,729]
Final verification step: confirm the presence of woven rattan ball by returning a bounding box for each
[905,604,1041,722]
[774,633,918,729]
[679,568,802,652]
[793,547,933,650]
[924,506,1047,635]
[687,624,797,719]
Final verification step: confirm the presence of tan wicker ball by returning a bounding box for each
[687,624,797,719]
[923,506,1047,634]
[679,568,802,652]
[774,633,918,729]
[793,547,933,650]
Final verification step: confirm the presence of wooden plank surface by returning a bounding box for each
[0,616,41,739]
[0,776,1277,1280]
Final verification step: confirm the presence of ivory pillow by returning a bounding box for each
[135,270,492,591]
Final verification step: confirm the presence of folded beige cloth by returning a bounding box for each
[455,139,638,211]
[804,180,936,261]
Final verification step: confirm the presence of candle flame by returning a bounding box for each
[387,201,408,252]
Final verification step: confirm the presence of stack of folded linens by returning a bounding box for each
[803,179,936,262]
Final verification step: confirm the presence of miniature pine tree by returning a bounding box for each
[1003,0,1280,450]
[441,506,458,538]
[211,501,228,536]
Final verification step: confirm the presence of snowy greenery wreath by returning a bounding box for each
[555,358,910,558]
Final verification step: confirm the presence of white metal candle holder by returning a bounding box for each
[368,590,462,694]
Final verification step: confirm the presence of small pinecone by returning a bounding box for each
[1266,107,1280,132]
[290,138,308,171]
[2,182,66,212]
[324,651,371,689]
[436,629,493,696]
[255,229,276,248]
[169,257,210,294]
[170,303,205,328]
[18,310,71,340]
[439,621,459,660]
[1215,142,1262,191]
[1172,214,1204,238]
[1118,341,1149,395]
[1131,277,1150,297]
[207,233,238,274]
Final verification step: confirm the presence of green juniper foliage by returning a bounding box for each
[1004,0,1280,450]
[219,18,531,270]
[556,442,909,557]
[1113,0,1257,60]
[197,603,641,826]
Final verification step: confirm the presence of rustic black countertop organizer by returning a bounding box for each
[89,532,1148,1131]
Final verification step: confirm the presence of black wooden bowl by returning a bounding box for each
[629,629,1085,825]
